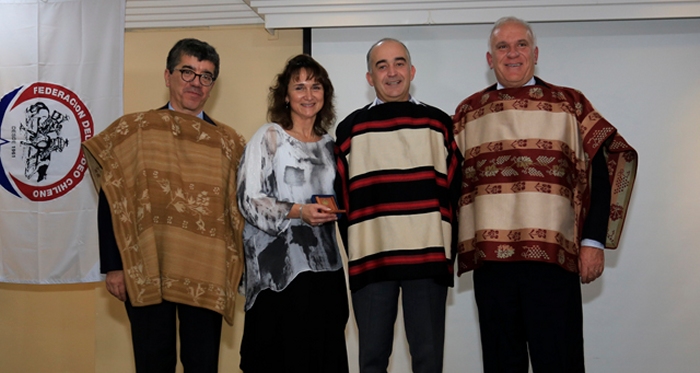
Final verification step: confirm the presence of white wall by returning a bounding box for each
[313,18,700,373]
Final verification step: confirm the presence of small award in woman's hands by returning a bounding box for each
[312,195,346,214]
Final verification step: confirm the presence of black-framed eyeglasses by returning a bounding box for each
[176,68,215,87]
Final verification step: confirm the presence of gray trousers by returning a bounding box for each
[352,278,448,373]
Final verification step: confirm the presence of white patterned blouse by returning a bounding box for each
[236,123,343,311]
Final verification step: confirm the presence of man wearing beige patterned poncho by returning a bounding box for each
[452,17,638,373]
[82,39,245,373]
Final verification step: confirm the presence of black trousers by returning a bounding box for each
[240,269,350,373]
[351,278,448,373]
[474,261,585,373]
[124,298,223,373]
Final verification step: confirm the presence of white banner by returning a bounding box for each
[0,0,124,283]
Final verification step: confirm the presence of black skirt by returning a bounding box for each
[239,268,350,373]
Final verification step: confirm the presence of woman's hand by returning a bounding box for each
[299,203,338,227]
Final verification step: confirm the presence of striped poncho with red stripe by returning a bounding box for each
[334,101,462,291]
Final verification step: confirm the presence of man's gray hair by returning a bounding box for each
[489,16,537,52]
[366,38,412,72]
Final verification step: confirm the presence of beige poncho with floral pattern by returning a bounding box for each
[82,109,245,325]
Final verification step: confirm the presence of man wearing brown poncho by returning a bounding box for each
[82,38,245,373]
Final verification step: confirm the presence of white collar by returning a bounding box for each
[496,77,536,90]
[368,95,421,109]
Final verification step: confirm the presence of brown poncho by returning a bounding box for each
[82,109,245,324]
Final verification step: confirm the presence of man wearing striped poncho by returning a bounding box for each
[453,17,638,373]
[335,38,462,373]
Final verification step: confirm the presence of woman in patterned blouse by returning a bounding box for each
[236,54,349,373]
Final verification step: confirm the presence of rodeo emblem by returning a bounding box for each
[0,82,94,201]
[20,102,70,182]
